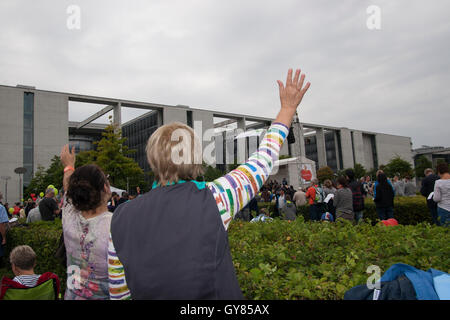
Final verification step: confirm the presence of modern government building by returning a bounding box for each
[0,84,414,203]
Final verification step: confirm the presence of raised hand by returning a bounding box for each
[277,69,310,114]
[60,144,76,168]
[275,69,311,127]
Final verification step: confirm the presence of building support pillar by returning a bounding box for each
[316,128,327,169]
[340,128,354,169]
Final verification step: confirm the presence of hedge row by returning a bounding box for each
[2,205,448,299]
[258,196,432,225]
[229,217,449,299]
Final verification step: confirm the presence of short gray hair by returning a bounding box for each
[10,245,36,270]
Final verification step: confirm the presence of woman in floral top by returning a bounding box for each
[60,148,112,300]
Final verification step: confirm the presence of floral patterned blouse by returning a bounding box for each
[62,197,112,300]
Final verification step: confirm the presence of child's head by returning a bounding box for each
[146,122,204,185]
[10,245,37,276]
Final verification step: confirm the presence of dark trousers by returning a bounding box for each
[376,207,394,220]
[310,204,324,221]
[437,206,449,227]
[427,200,439,226]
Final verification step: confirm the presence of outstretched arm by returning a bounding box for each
[208,69,310,230]
[60,144,76,194]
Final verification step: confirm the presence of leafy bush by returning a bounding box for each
[2,205,448,300]
[259,196,432,225]
[2,219,66,293]
[229,218,449,299]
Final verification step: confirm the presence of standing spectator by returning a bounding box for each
[420,168,440,225]
[287,185,296,199]
[363,176,373,197]
[26,206,42,223]
[60,145,113,299]
[280,195,297,221]
[0,192,9,268]
[19,205,26,219]
[433,163,450,227]
[107,68,310,299]
[404,176,416,196]
[108,192,121,212]
[4,203,11,219]
[24,199,34,217]
[261,189,271,203]
[333,176,354,222]
[282,177,288,186]
[39,189,61,221]
[392,175,405,197]
[293,187,307,207]
[374,170,395,199]
[346,169,366,223]
[12,203,20,217]
[278,189,286,209]
[117,192,129,206]
[374,173,395,220]
[306,179,325,221]
[322,179,336,219]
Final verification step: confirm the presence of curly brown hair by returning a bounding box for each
[66,164,109,212]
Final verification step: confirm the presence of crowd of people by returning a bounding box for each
[0,69,448,301]
[236,165,450,227]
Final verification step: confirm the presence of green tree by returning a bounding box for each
[89,121,146,191]
[317,166,334,183]
[202,164,224,182]
[25,122,146,195]
[25,156,64,197]
[384,156,414,179]
[44,156,64,191]
[415,155,433,178]
[25,165,47,197]
[353,163,366,180]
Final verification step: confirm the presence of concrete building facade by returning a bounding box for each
[0,84,414,203]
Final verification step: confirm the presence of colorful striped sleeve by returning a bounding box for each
[108,233,131,300]
[207,122,289,231]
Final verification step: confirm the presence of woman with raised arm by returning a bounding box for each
[60,147,112,299]
[108,69,311,300]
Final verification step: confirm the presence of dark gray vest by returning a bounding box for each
[111,181,243,300]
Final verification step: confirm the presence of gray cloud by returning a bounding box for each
[0,0,449,148]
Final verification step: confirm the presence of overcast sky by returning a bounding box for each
[1,0,449,148]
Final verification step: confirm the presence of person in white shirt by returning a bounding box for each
[26,207,42,223]
[433,163,450,227]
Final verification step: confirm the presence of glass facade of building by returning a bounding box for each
[325,131,338,171]
[304,135,318,169]
[122,112,159,174]
[23,92,34,186]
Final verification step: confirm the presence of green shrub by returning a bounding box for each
[2,205,448,300]
[229,218,449,299]
[259,196,432,225]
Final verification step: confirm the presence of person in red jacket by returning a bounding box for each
[306,179,325,221]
